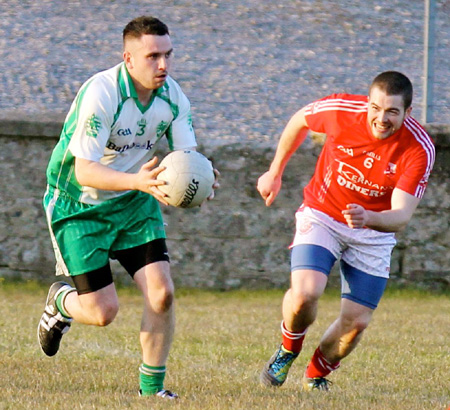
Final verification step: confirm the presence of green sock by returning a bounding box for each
[139,364,166,396]
[56,290,72,319]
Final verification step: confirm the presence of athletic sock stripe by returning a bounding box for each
[317,354,340,371]
[59,289,76,318]
[139,365,166,375]
[318,357,334,372]
[281,321,307,339]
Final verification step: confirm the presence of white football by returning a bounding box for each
[157,150,215,208]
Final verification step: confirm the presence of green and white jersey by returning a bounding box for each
[46,62,197,204]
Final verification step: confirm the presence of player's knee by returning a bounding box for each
[341,314,371,335]
[352,316,370,333]
[151,288,174,314]
[97,308,118,326]
[88,301,119,326]
[291,289,319,316]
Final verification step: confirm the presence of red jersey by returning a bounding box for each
[302,93,435,224]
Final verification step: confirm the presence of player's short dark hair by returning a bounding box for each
[369,71,413,110]
[123,16,169,44]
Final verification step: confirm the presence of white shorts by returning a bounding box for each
[291,206,396,279]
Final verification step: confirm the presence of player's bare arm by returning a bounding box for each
[75,156,169,204]
[257,107,310,206]
[342,188,421,232]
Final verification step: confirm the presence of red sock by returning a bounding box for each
[305,347,340,378]
[281,321,307,353]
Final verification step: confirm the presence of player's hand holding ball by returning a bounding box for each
[135,156,170,205]
[207,167,221,201]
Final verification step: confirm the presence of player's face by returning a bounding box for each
[124,34,173,91]
[367,86,412,140]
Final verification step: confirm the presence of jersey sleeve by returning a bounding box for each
[165,79,197,151]
[304,93,368,136]
[303,93,342,133]
[396,147,435,198]
[68,76,116,162]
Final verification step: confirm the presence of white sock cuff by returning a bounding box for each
[59,288,76,318]
[281,320,307,340]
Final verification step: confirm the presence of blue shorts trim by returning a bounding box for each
[291,244,336,276]
[340,260,387,310]
[290,244,387,310]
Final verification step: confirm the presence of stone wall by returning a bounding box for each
[1,116,449,291]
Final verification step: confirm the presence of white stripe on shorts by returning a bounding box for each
[291,206,396,278]
[45,186,70,277]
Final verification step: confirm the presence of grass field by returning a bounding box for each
[0,281,449,410]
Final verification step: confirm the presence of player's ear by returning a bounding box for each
[405,106,412,119]
[123,50,133,69]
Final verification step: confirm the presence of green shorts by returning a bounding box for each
[44,186,166,276]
